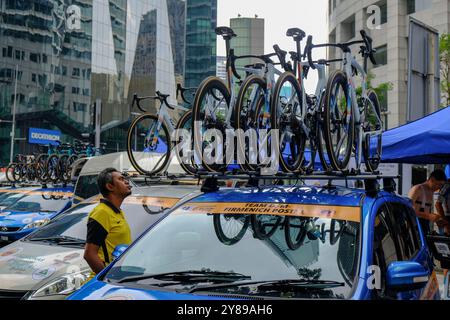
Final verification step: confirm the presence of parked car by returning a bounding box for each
[0,187,41,211]
[0,184,201,300]
[0,187,74,243]
[69,181,440,300]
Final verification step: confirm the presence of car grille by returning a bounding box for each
[0,290,30,300]
[0,226,21,233]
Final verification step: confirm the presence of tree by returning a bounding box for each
[440,34,450,108]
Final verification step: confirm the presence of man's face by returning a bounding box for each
[430,178,446,192]
[108,172,132,198]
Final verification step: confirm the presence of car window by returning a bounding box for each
[0,192,26,207]
[74,175,99,202]
[389,203,421,260]
[5,193,70,213]
[372,205,402,299]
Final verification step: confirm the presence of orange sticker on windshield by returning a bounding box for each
[176,202,361,222]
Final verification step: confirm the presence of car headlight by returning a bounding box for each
[29,269,92,298]
[22,219,50,230]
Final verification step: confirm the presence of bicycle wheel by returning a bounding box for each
[192,77,231,173]
[323,70,354,171]
[235,75,267,171]
[63,154,79,182]
[174,110,198,175]
[127,114,171,176]
[284,216,308,250]
[251,215,282,239]
[46,154,60,183]
[213,214,250,246]
[271,72,305,173]
[36,154,48,183]
[5,163,17,182]
[26,163,37,182]
[363,90,382,173]
[316,93,333,172]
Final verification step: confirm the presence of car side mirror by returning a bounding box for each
[386,261,429,292]
[112,244,129,260]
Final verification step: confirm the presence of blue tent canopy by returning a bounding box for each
[381,107,450,164]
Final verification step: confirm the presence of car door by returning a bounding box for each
[388,201,424,300]
[371,203,403,300]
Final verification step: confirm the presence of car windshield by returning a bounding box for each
[0,192,27,207]
[105,202,361,299]
[25,203,96,242]
[5,192,71,213]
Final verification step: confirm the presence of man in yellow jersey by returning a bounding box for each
[84,168,132,275]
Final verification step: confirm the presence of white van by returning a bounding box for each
[71,152,187,204]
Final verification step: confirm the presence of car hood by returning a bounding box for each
[0,211,56,228]
[69,281,231,300]
[0,240,87,291]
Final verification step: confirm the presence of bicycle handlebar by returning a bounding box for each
[176,84,196,105]
[360,30,377,65]
[305,35,316,70]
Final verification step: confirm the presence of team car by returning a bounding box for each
[0,187,74,243]
[68,179,440,300]
[0,184,200,300]
[0,187,41,212]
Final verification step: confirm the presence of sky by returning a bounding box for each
[217,0,328,93]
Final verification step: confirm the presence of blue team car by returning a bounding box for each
[69,179,440,300]
[0,187,73,243]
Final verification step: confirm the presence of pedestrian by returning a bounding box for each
[435,178,450,281]
[408,169,447,235]
[84,168,132,276]
[436,178,450,235]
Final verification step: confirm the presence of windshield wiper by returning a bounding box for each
[28,235,85,245]
[116,270,251,284]
[189,279,345,293]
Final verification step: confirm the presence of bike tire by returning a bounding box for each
[36,154,49,183]
[271,72,305,173]
[127,114,171,176]
[46,154,60,184]
[5,163,17,182]
[363,90,382,173]
[64,154,79,182]
[213,214,250,246]
[323,70,354,172]
[330,219,346,245]
[192,76,231,173]
[174,110,198,175]
[316,93,334,172]
[235,75,267,171]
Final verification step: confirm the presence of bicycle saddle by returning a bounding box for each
[215,26,236,39]
[286,28,306,41]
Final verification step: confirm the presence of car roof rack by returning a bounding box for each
[193,171,400,195]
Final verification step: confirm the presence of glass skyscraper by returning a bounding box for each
[184,0,217,88]
[0,0,216,166]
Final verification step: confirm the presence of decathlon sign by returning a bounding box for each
[28,128,61,145]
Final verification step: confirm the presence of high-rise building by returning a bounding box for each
[216,56,227,81]
[0,0,214,165]
[328,0,450,130]
[230,16,265,75]
[328,0,450,195]
[184,0,217,88]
